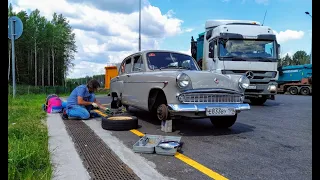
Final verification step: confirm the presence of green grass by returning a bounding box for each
[8,94,52,180]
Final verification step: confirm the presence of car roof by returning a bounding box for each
[126,49,191,58]
[120,50,193,64]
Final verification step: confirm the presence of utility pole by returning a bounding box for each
[305,11,312,64]
[139,0,141,51]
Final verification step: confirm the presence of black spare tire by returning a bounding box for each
[101,114,138,131]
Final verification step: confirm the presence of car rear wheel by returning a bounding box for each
[210,114,237,128]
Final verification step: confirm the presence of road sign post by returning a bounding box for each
[8,16,23,98]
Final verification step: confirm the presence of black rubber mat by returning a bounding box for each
[63,120,140,180]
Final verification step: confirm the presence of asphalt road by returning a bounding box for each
[97,95,312,180]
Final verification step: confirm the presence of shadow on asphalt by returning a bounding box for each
[174,119,255,137]
[126,107,162,126]
[127,107,255,137]
[250,101,282,107]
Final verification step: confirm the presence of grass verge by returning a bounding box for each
[8,94,52,180]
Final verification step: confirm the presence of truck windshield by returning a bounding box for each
[218,39,277,61]
[146,52,200,70]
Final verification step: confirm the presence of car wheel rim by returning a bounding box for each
[157,104,168,121]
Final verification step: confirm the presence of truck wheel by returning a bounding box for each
[300,87,310,95]
[210,114,237,128]
[101,115,138,131]
[249,98,267,105]
[288,87,298,95]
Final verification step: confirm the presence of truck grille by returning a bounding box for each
[179,93,243,103]
[222,70,277,84]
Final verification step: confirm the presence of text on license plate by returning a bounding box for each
[247,85,257,89]
[206,107,236,116]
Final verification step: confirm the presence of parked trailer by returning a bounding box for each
[277,64,312,95]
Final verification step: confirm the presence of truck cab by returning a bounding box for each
[191,20,281,105]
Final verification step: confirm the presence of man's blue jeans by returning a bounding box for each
[66,94,99,120]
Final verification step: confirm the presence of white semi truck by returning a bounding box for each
[191,20,281,105]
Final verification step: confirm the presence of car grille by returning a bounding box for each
[179,93,243,103]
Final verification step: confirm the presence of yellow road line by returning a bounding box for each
[175,153,228,180]
[95,109,228,180]
[130,129,145,137]
[93,110,107,116]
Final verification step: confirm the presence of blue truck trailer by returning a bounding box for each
[277,64,312,95]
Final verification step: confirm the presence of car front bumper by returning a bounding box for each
[167,103,250,118]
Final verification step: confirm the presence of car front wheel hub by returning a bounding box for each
[156,104,168,121]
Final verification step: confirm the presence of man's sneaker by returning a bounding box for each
[62,109,68,120]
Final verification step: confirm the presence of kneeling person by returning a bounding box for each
[63,79,107,120]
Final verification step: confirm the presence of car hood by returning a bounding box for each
[183,71,241,91]
[146,69,242,92]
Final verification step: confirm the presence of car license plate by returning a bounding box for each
[247,85,257,89]
[206,107,236,116]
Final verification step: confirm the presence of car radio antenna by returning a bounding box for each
[262,10,267,26]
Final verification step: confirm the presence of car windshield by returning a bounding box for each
[146,52,199,70]
[218,39,277,61]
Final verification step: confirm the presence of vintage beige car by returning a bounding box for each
[110,50,251,128]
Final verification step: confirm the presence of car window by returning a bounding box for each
[132,55,143,72]
[119,57,132,74]
[124,58,132,73]
[119,61,125,75]
[146,52,199,70]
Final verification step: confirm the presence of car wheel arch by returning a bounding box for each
[148,88,167,111]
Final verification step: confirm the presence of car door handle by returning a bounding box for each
[116,76,119,79]
[126,74,131,77]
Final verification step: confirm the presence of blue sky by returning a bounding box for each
[12,0,312,78]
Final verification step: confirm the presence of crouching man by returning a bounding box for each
[62,79,107,120]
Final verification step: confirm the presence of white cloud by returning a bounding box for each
[13,0,191,78]
[68,61,106,78]
[273,30,305,44]
[281,51,294,58]
[184,28,194,33]
[178,48,191,56]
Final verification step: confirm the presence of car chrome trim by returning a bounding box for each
[167,103,250,112]
[180,88,244,95]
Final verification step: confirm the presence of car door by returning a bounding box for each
[110,57,131,104]
[121,56,133,105]
[127,54,149,110]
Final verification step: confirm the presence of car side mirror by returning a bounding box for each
[277,43,281,59]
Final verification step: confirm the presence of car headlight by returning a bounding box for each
[238,75,250,89]
[176,73,191,88]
